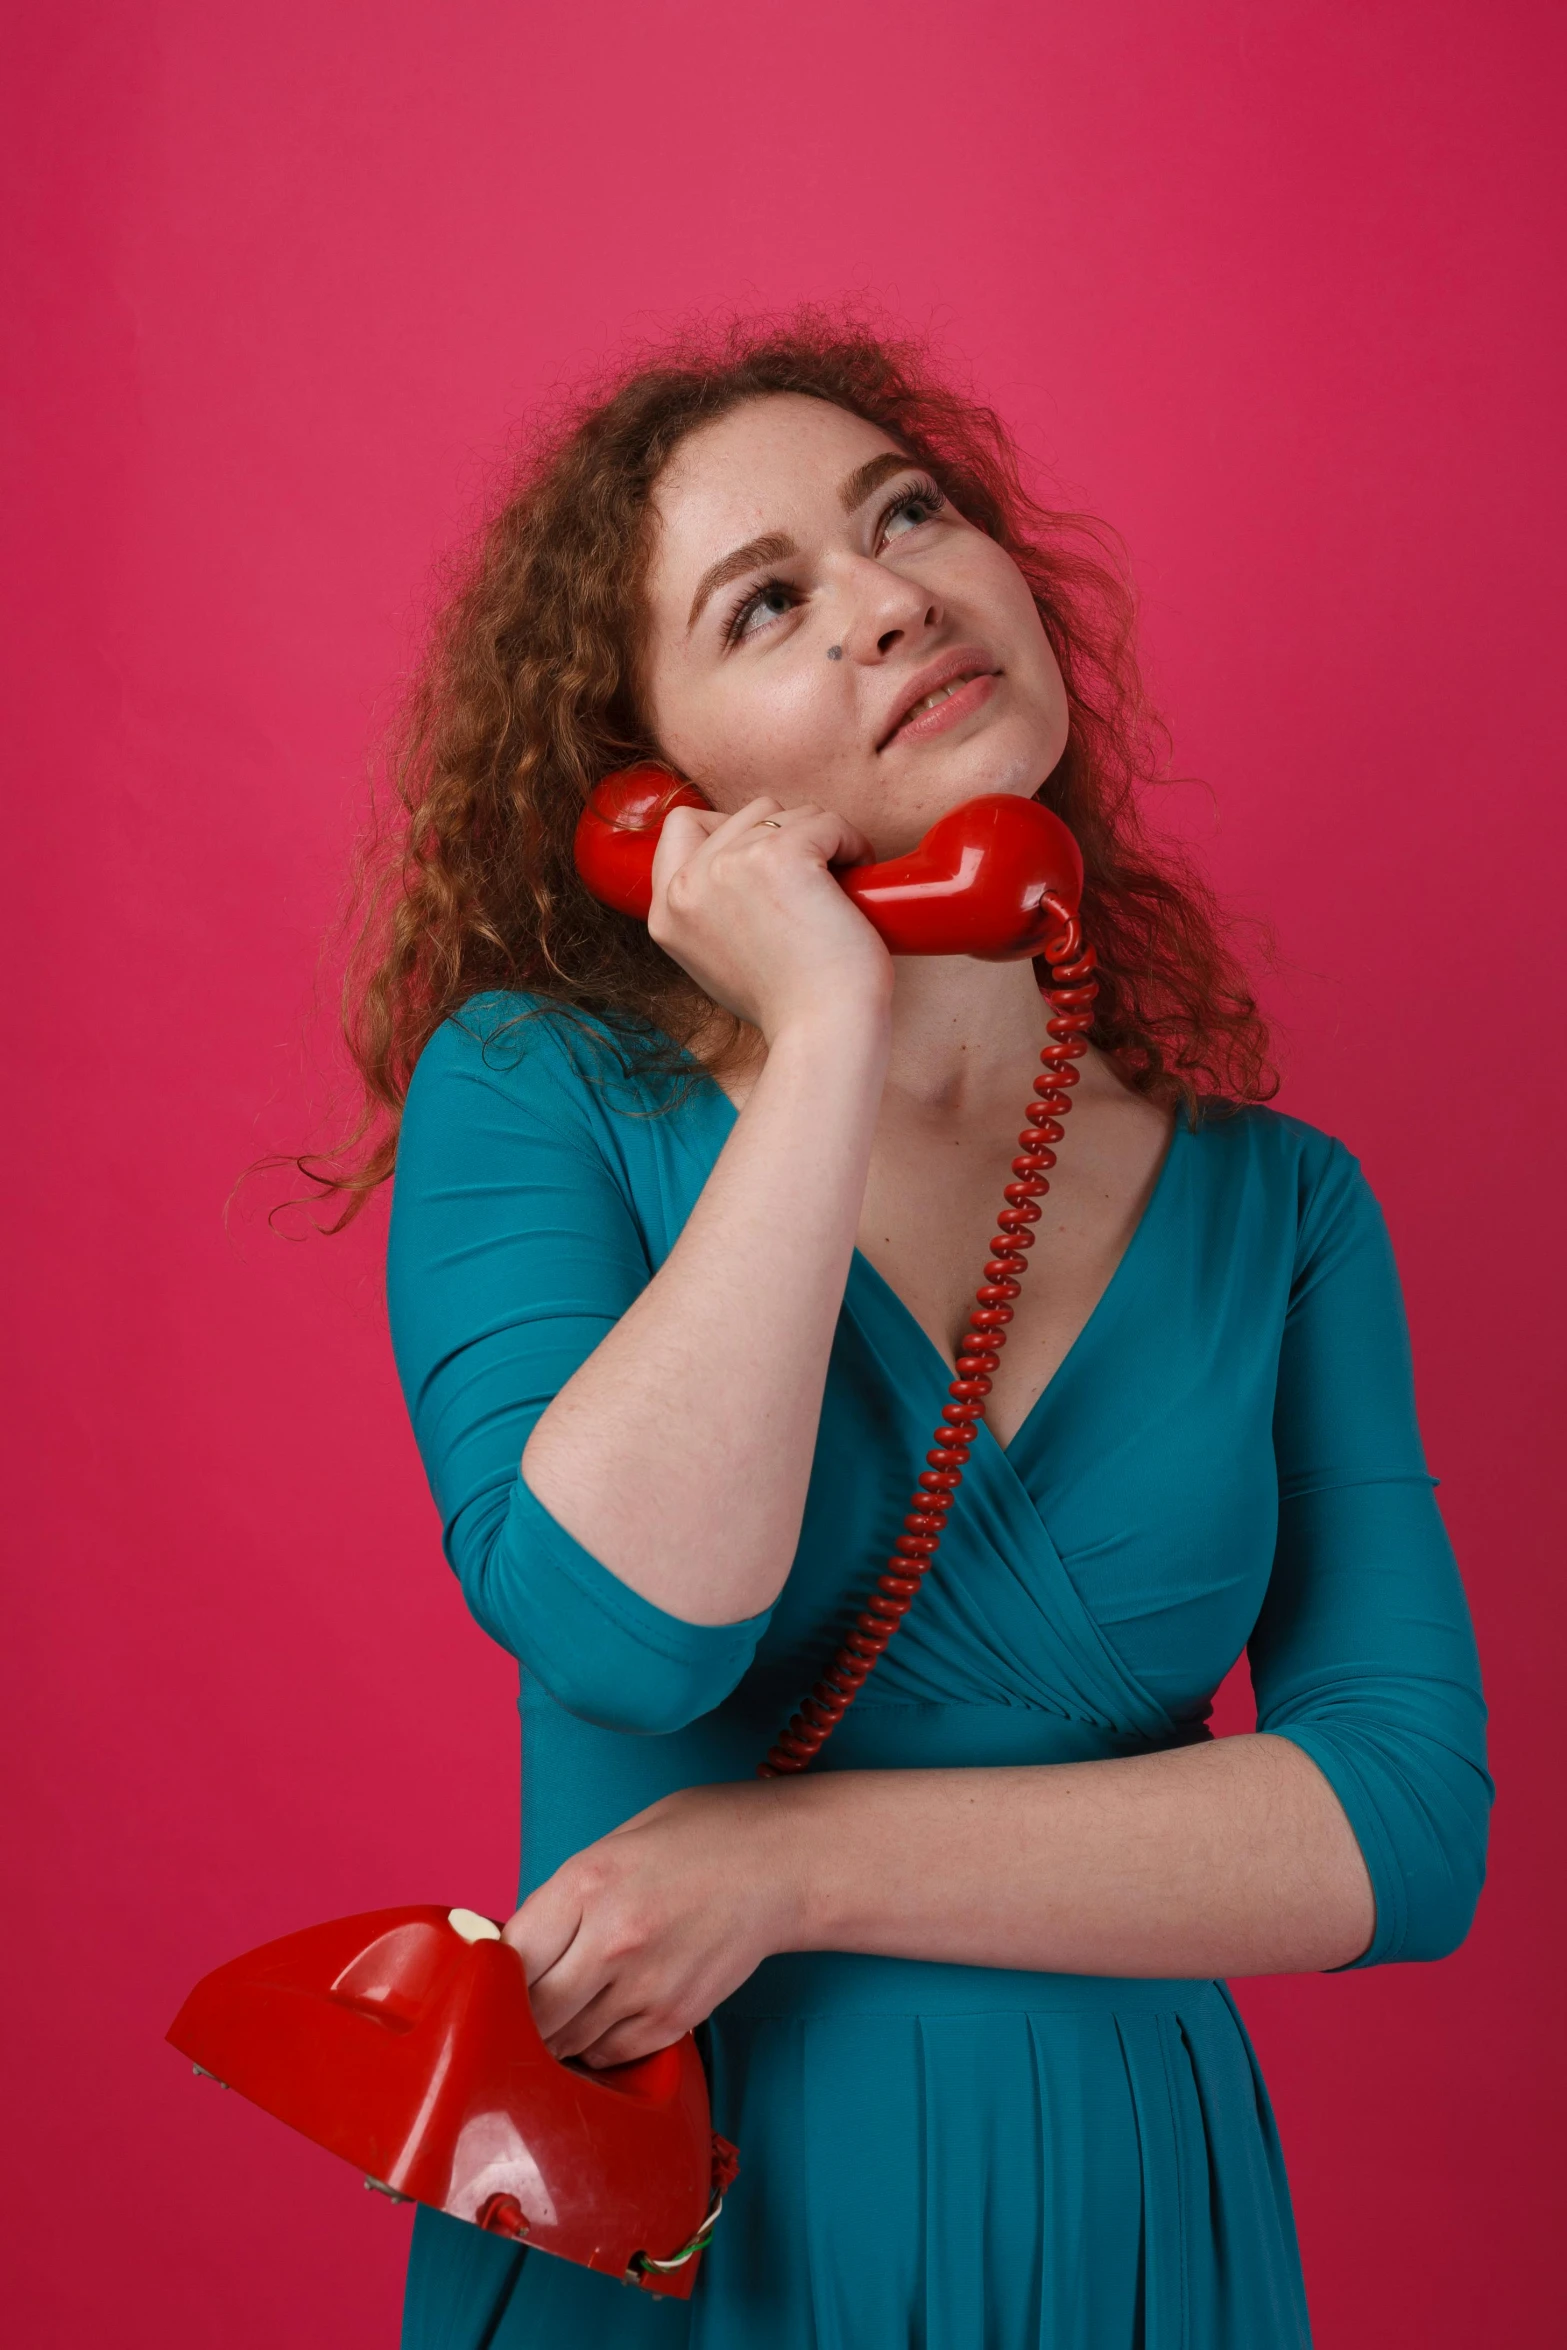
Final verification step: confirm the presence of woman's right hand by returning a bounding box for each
[648,795,892,1040]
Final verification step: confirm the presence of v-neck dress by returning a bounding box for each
[385,995,1490,2350]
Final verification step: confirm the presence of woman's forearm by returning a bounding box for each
[779,1734,1375,1977]
[521,1001,890,1626]
[507,1733,1377,2067]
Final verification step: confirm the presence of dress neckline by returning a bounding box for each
[845,1118,1184,1459]
[685,1060,1187,1462]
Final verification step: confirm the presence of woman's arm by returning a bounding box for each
[506,1736,1372,2065]
[785,1734,1374,1975]
[520,795,892,1627]
[505,1738,1372,2068]
[521,1008,886,1627]
[384,800,888,1733]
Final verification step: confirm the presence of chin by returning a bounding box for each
[929,727,1061,813]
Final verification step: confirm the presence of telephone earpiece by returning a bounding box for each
[573,763,1086,964]
[571,766,712,922]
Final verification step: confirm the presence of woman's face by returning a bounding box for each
[639,394,1070,854]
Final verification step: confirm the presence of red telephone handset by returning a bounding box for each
[169,770,1099,2287]
[573,763,1086,964]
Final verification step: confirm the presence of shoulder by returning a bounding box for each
[403,991,690,1143]
[1191,1100,1354,1188]
[1190,1103,1392,1295]
[389,995,679,1293]
[409,989,635,1102]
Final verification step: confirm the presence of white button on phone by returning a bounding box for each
[447,1908,502,1943]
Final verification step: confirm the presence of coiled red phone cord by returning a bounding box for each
[758,927,1099,1779]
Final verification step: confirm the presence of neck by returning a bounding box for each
[698,952,1106,1117]
[879,953,1057,1112]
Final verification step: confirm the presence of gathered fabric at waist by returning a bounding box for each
[721,1948,1227,2021]
[798,1697,1201,1773]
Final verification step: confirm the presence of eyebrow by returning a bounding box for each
[684,451,921,633]
[837,450,918,514]
[687,532,797,632]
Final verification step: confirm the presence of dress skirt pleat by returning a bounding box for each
[402,1982,1309,2350]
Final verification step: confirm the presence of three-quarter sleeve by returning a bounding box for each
[1251,1135,1492,1966]
[385,1002,773,1735]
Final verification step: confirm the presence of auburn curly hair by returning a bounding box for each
[306,309,1274,1228]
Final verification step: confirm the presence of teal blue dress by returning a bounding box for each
[386,996,1490,2350]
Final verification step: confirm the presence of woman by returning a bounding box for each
[327,318,1490,2347]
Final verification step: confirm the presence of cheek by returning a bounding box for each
[977,554,1067,723]
[959,539,1051,655]
[659,655,845,806]
[951,544,1069,767]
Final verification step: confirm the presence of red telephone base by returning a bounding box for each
[168,1906,734,2299]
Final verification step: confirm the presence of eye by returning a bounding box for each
[724,577,800,645]
[878,477,946,544]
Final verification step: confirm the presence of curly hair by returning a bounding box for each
[305,309,1274,1228]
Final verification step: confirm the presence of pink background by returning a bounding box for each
[5,3,1562,2342]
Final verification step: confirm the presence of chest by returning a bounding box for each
[854,1079,1174,1447]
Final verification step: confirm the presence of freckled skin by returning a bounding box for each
[641,394,1071,856]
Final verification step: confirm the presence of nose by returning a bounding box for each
[834,555,942,662]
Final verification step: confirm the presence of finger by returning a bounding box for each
[799,808,877,867]
[538,1978,642,2062]
[500,1880,584,1985]
[574,2012,681,2071]
[671,795,785,851]
[650,797,783,898]
[523,1926,624,2044]
[828,815,877,866]
[650,794,792,909]
[743,802,877,870]
[649,801,726,890]
[655,802,728,849]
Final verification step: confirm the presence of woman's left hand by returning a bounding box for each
[501,1781,809,2069]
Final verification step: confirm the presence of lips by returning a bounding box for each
[877,648,999,749]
